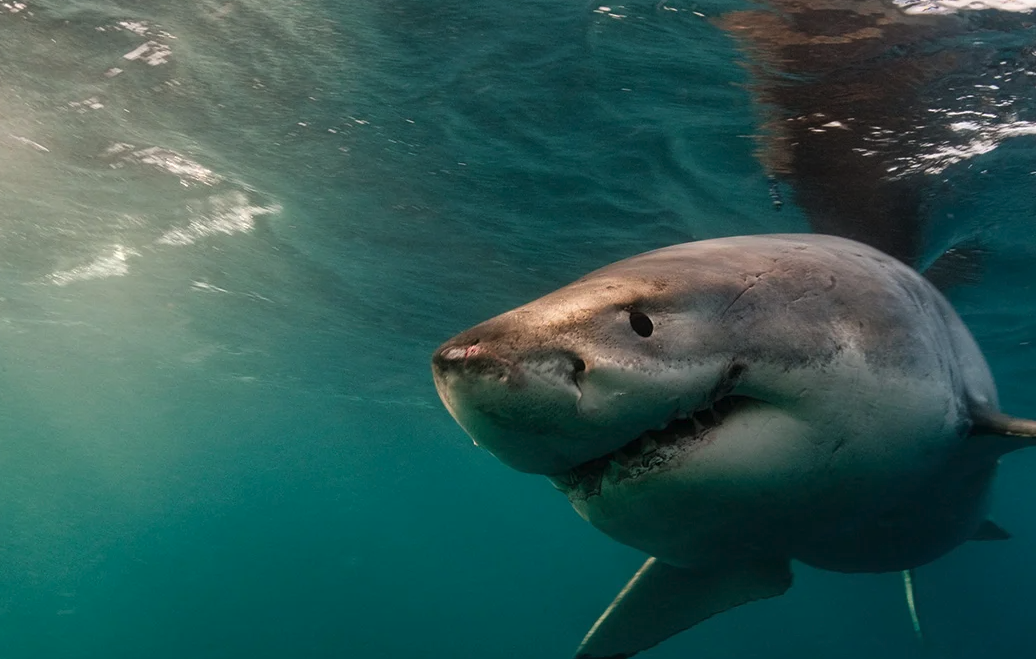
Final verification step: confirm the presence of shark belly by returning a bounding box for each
[794,454,999,573]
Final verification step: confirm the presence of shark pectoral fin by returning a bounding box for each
[972,409,1036,438]
[972,519,1011,541]
[903,523,1009,645]
[902,569,924,644]
[970,408,1036,455]
[574,556,793,659]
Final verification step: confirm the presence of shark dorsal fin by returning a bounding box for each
[919,242,987,292]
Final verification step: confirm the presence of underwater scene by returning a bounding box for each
[1,1,1035,658]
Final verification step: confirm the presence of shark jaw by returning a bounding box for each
[548,394,754,500]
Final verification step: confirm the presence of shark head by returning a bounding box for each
[431,245,745,477]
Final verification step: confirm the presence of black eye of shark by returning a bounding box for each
[628,310,653,337]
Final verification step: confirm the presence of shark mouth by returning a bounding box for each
[549,395,752,500]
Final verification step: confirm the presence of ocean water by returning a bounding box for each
[0,1,1034,658]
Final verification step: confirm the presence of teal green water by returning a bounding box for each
[1,2,1035,658]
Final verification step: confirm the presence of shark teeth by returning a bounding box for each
[557,395,753,500]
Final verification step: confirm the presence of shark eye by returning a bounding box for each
[628,311,653,337]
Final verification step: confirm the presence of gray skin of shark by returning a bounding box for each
[431,234,1036,658]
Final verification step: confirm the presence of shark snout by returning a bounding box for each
[432,324,587,390]
[431,323,604,473]
[432,339,518,381]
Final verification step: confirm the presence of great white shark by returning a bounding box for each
[431,234,1036,658]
